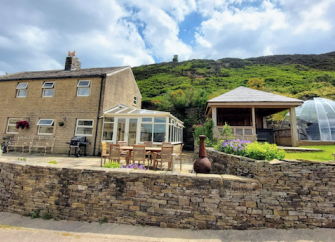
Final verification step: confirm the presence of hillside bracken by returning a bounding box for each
[133,52,335,149]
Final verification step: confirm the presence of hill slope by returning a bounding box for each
[132,52,335,149]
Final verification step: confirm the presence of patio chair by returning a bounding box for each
[7,136,32,153]
[117,141,127,146]
[174,144,184,171]
[101,142,109,166]
[143,141,153,164]
[152,145,173,171]
[109,144,129,165]
[132,144,148,166]
[117,141,129,155]
[30,137,55,155]
[157,142,171,148]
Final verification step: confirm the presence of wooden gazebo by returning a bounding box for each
[205,86,303,146]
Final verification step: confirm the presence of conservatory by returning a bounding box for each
[281,97,335,142]
[101,104,184,145]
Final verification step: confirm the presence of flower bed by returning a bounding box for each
[215,139,285,161]
[104,161,147,170]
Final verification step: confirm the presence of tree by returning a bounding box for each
[247,78,265,90]
[172,55,178,62]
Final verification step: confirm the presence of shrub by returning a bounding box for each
[216,139,251,156]
[246,142,285,161]
[103,161,121,168]
[194,119,215,146]
[41,211,53,220]
[220,123,235,141]
[215,140,286,161]
[30,211,40,219]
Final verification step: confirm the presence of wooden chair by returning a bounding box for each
[174,144,184,171]
[100,142,109,167]
[118,141,127,146]
[109,144,129,165]
[157,142,172,147]
[144,141,153,147]
[143,141,153,164]
[153,145,173,170]
[132,144,148,166]
[118,141,129,155]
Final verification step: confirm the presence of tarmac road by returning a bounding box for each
[0,212,334,242]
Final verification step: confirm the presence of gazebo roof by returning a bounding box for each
[208,86,303,104]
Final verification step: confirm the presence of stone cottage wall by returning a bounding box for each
[1,161,335,229]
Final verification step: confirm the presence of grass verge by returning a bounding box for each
[285,145,335,162]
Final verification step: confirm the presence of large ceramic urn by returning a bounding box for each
[194,135,211,173]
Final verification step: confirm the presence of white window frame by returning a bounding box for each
[37,119,55,135]
[133,95,138,106]
[6,118,20,134]
[140,117,167,143]
[101,117,115,141]
[75,119,94,136]
[42,82,55,97]
[16,82,28,98]
[77,80,91,97]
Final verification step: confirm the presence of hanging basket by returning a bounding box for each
[16,120,30,129]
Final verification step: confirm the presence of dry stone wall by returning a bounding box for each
[1,158,335,230]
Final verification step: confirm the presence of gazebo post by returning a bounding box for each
[290,107,299,147]
[252,107,256,140]
[212,107,218,140]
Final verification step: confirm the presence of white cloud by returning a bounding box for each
[0,0,335,74]
[192,0,335,59]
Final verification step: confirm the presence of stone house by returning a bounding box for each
[0,53,142,155]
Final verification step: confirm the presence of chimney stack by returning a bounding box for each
[65,51,81,70]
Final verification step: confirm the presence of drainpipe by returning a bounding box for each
[93,75,104,156]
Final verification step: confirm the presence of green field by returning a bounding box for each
[285,145,335,162]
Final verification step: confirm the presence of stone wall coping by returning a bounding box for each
[0,161,258,183]
[206,147,335,166]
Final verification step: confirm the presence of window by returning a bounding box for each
[16,83,28,98]
[37,119,54,135]
[133,95,138,106]
[42,82,55,97]
[140,117,166,142]
[77,80,90,96]
[76,119,94,136]
[102,117,114,140]
[6,118,20,134]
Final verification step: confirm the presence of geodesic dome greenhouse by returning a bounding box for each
[282,97,335,141]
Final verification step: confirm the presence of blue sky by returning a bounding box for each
[0,0,335,74]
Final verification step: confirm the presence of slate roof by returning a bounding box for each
[0,66,129,81]
[208,86,303,103]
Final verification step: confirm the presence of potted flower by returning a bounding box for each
[16,120,30,129]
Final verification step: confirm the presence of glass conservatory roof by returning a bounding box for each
[284,97,335,141]
[103,104,184,125]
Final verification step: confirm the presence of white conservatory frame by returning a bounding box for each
[101,104,184,145]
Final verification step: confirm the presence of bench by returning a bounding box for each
[7,136,32,153]
[29,137,55,155]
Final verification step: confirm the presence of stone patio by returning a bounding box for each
[0,151,195,172]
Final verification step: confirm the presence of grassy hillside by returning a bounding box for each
[132,52,335,149]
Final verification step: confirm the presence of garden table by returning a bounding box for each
[119,146,162,165]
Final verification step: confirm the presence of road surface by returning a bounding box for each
[0,212,334,242]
